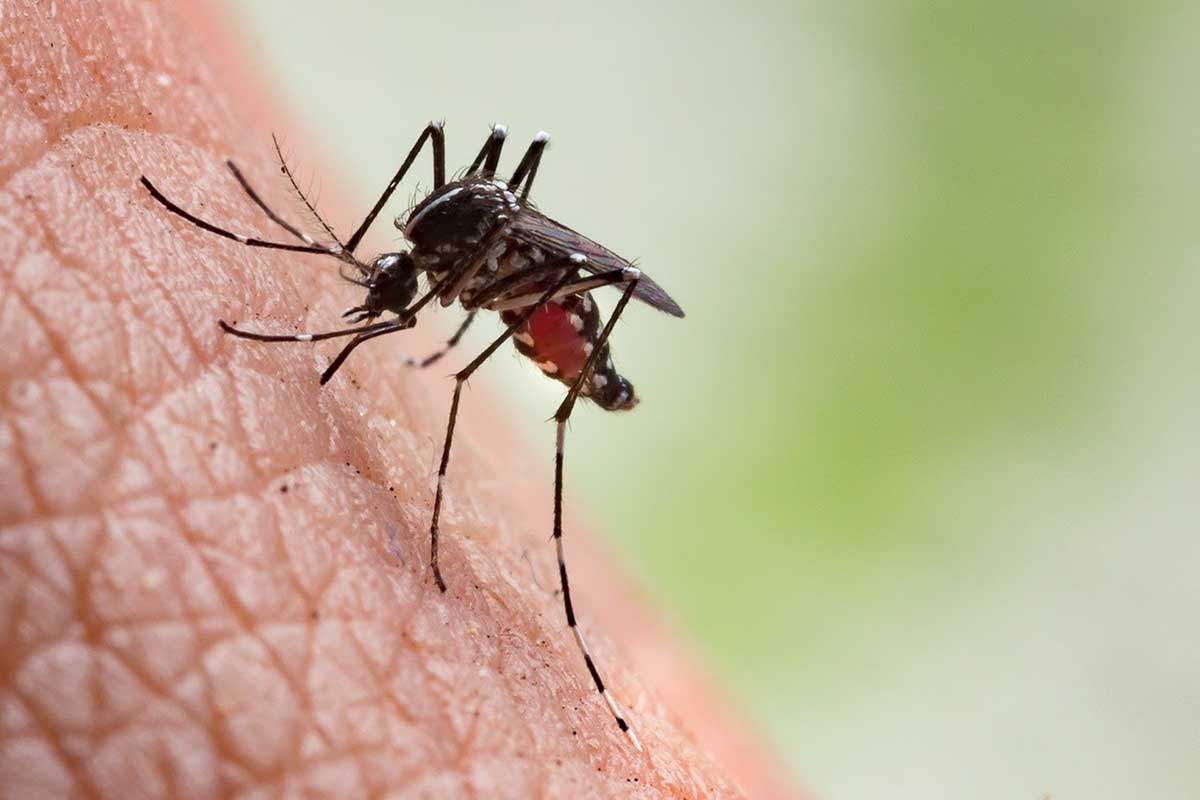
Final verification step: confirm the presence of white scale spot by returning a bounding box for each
[569,314,584,331]
[296,334,314,342]
[155,73,172,88]
[583,342,594,356]
[537,360,559,374]
[514,331,535,346]
[234,233,248,243]
[581,295,593,312]
[569,253,587,264]
[592,373,607,388]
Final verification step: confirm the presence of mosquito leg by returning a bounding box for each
[140,176,330,255]
[218,317,406,343]
[281,265,473,381]
[224,160,322,248]
[438,219,514,307]
[465,123,508,177]
[398,311,476,369]
[319,320,412,384]
[486,270,634,311]
[466,256,635,316]
[508,131,550,200]
[337,308,477,370]
[467,259,584,310]
[345,121,446,254]
[550,271,644,751]
[428,261,580,592]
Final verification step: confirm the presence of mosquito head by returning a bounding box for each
[364,251,419,315]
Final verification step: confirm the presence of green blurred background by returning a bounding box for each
[228,2,1199,797]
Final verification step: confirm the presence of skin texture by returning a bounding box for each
[0,2,804,798]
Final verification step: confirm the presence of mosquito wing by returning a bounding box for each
[509,209,685,318]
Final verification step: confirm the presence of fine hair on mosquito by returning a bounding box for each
[140,121,685,752]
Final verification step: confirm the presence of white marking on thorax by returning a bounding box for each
[486,239,508,272]
[404,186,464,234]
[506,250,529,272]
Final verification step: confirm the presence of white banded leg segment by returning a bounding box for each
[427,269,580,592]
[568,605,644,752]
[218,317,404,344]
[553,419,643,751]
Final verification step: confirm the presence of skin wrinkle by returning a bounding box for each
[7,149,190,511]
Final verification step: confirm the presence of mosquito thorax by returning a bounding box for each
[365,252,419,315]
[400,177,521,274]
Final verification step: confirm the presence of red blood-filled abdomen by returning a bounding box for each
[523,302,589,380]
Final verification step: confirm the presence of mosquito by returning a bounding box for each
[140,122,685,751]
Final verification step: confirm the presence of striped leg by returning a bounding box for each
[327,311,476,379]
[465,123,508,177]
[139,176,336,257]
[344,121,445,254]
[551,270,643,750]
[428,263,580,591]
[508,131,550,201]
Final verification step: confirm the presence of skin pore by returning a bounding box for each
[0,2,801,797]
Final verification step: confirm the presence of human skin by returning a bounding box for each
[0,2,804,798]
